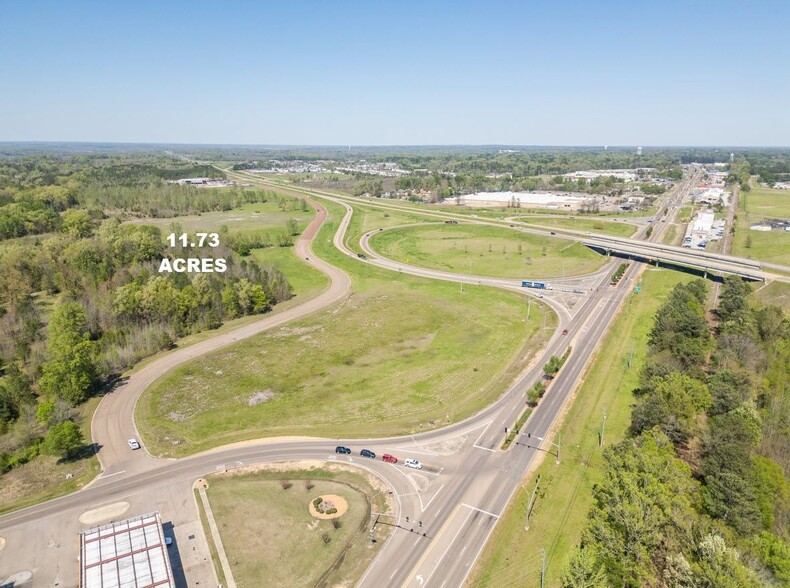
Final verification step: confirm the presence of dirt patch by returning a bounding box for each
[168,411,186,421]
[309,494,348,519]
[247,389,275,406]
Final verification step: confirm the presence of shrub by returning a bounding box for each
[304,479,314,491]
[326,508,337,515]
[322,532,331,544]
[332,520,342,529]
[280,479,293,490]
[313,497,323,508]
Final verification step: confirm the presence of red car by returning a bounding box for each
[561,329,569,335]
[382,454,398,464]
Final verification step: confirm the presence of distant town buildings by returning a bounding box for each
[563,168,657,183]
[171,177,237,187]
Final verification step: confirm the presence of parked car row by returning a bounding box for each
[335,446,422,469]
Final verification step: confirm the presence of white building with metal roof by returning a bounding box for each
[79,512,174,588]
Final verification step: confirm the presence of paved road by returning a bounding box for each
[0,170,717,588]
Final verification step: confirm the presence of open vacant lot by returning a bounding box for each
[514,215,637,237]
[138,202,554,457]
[369,223,606,279]
[126,200,314,235]
[469,268,690,587]
[732,186,790,264]
[205,465,390,587]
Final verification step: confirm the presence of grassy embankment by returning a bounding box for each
[369,224,606,279]
[138,201,556,457]
[732,185,790,265]
[469,268,690,587]
[203,467,390,588]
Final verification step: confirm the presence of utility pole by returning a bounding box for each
[556,432,561,465]
[524,474,541,531]
[600,408,607,447]
[540,548,546,588]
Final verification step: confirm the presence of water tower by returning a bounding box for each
[637,146,642,156]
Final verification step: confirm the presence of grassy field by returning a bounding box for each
[253,245,329,300]
[754,280,790,312]
[741,185,790,219]
[468,268,690,588]
[0,396,101,514]
[204,466,390,588]
[369,224,606,279]
[732,186,790,264]
[732,226,790,265]
[125,200,314,236]
[138,201,555,457]
[514,216,637,237]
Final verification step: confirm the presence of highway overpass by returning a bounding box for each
[583,235,768,281]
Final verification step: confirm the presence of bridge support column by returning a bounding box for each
[606,249,611,257]
[655,259,659,267]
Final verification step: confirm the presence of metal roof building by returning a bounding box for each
[79,512,174,588]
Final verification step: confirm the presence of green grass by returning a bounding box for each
[753,281,790,312]
[137,201,555,457]
[662,223,678,245]
[469,268,690,588]
[732,186,790,264]
[203,467,391,588]
[252,245,329,299]
[125,200,314,236]
[514,216,637,237]
[741,185,790,219]
[732,226,790,265]
[369,223,606,279]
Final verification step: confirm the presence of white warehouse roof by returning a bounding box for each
[80,512,174,588]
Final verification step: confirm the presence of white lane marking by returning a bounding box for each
[389,567,400,581]
[472,444,496,452]
[472,419,494,447]
[461,503,500,519]
[423,509,473,587]
[98,470,126,479]
[421,484,445,513]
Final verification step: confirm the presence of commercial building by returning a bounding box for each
[79,512,174,588]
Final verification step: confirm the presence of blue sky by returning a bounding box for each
[1,0,788,145]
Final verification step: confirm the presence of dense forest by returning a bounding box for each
[562,278,790,587]
[0,154,295,476]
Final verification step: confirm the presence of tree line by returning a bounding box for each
[562,278,789,587]
[1,189,296,474]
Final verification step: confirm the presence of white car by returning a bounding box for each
[404,458,422,470]
[128,438,141,450]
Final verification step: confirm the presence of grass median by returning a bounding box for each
[369,223,606,279]
[468,267,690,587]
